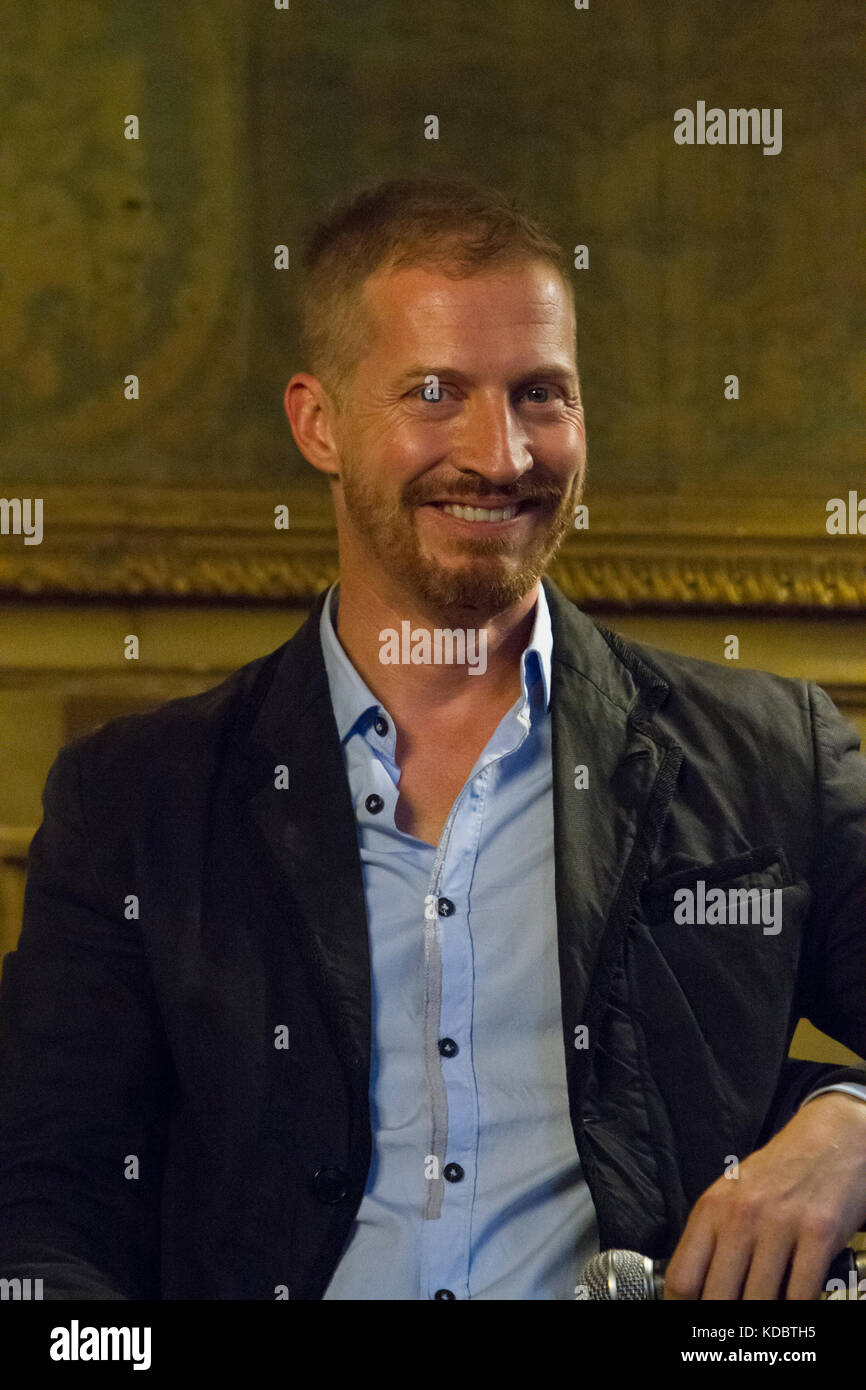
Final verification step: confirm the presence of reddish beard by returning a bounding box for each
[336,461,582,615]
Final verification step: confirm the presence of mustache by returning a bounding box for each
[409,481,567,505]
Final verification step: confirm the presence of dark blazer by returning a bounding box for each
[1,577,865,1300]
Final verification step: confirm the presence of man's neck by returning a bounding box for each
[331,573,541,727]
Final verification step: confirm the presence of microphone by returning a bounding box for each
[580,1246,866,1300]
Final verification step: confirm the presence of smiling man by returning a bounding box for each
[1,177,865,1302]
[285,224,587,848]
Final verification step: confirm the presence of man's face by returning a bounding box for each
[327,258,587,615]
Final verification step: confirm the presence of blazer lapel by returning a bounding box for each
[233,590,373,1095]
[543,577,683,1120]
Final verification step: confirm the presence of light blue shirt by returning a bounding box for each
[317,581,866,1300]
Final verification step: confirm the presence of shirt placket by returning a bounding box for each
[420,707,533,1301]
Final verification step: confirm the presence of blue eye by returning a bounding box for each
[523,385,563,404]
[413,384,448,402]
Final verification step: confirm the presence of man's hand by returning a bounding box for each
[664,1092,866,1299]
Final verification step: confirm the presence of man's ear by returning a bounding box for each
[283,373,342,480]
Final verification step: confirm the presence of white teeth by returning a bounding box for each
[440,503,519,522]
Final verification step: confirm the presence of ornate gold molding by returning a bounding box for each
[0,487,863,611]
[549,549,866,610]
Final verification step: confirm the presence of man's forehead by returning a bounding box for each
[363,260,570,319]
[360,261,574,367]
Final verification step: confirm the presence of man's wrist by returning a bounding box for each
[796,1088,866,1134]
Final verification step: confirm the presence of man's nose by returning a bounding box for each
[450,393,533,486]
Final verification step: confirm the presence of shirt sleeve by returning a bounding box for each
[798,1083,866,1111]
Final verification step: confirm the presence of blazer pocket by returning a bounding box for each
[642,843,790,913]
[635,846,811,965]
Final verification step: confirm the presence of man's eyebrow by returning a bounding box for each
[392,363,580,391]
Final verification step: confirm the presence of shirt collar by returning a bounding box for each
[319,579,553,745]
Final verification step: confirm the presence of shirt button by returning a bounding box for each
[438,1037,459,1058]
[434,1288,456,1299]
[443,1162,464,1183]
[365,793,384,814]
[374,715,389,736]
[312,1166,349,1203]
[437,898,455,917]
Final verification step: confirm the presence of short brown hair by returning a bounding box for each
[299,176,574,412]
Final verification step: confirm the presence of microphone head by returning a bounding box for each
[581,1249,658,1300]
